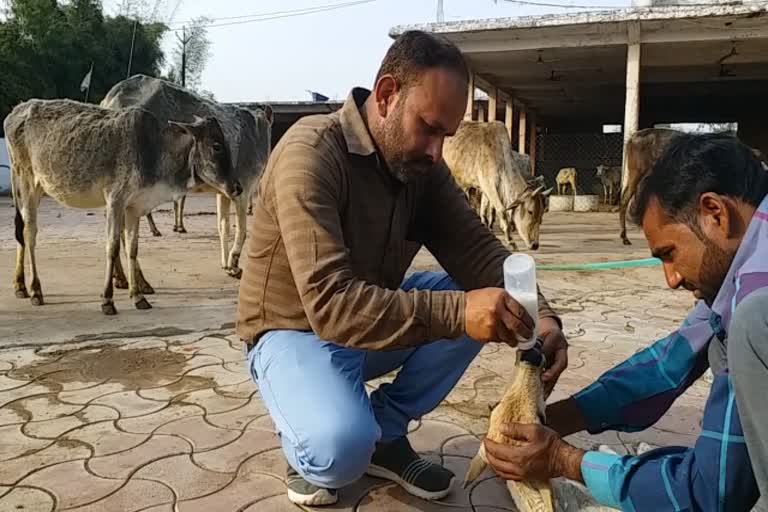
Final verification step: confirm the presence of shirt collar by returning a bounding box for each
[339,87,377,157]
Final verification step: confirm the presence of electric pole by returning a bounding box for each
[437,0,444,22]
[176,26,192,88]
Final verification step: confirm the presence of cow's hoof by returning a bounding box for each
[172,226,179,233]
[622,239,632,246]
[15,289,29,299]
[177,227,187,234]
[226,267,243,280]
[134,298,153,310]
[113,278,129,289]
[31,295,44,306]
[102,303,118,315]
[140,283,155,295]
[151,230,162,237]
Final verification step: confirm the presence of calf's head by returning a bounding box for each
[506,183,551,250]
[169,116,242,199]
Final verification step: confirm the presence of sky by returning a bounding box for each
[103,0,632,103]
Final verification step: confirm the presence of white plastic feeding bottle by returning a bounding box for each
[503,253,539,350]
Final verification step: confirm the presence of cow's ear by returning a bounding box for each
[168,119,203,137]
[506,198,524,211]
[168,120,192,136]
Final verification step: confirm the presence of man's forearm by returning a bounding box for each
[553,440,586,483]
[546,397,587,437]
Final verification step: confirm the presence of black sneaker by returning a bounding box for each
[285,465,338,506]
[366,436,455,500]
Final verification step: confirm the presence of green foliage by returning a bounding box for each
[0,0,168,135]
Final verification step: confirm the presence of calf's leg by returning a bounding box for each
[226,194,247,279]
[173,195,187,233]
[146,212,162,236]
[217,193,232,272]
[102,201,124,315]
[124,209,151,310]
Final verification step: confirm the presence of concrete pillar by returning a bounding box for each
[622,21,641,193]
[529,113,537,175]
[488,88,498,122]
[505,101,514,141]
[478,104,486,122]
[518,108,527,154]
[465,71,475,121]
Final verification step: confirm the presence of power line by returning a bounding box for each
[497,0,752,9]
[167,0,376,30]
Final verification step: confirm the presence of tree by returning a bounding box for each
[0,0,168,135]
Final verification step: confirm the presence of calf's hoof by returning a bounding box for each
[226,267,243,279]
[140,283,155,295]
[113,277,129,289]
[177,227,187,234]
[15,289,29,299]
[622,238,632,246]
[102,302,118,316]
[31,295,44,306]
[134,297,153,310]
[151,230,162,237]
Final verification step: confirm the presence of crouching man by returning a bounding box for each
[235,30,568,506]
[484,132,768,511]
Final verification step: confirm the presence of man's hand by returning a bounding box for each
[465,288,535,346]
[483,423,585,483]
[538,317,568,395]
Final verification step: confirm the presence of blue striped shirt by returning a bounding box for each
[571,198,768,511]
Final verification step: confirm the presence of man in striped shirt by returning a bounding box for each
[484,132,768,510]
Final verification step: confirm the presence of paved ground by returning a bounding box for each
[0,195,708,511]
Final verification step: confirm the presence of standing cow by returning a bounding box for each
[101,74,273,279]
[555,167,578,195]
[5,98,240,314]
[596,164,622,205]
[444,120,551,250]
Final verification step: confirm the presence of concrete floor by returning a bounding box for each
[0,195,706,511]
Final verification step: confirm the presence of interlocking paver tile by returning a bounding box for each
[11,395,85,424]
[241,447,286,480]
[177,460,285,512]
[0,375,30,392]
[91,390,169,418]
[184,364,249,387]
[409,419,474,455]
[62,420,149,457]
[0,438,91,485]
[88,434,191,479]
[206,397,268,430]
[241,494,301,511]
[192,428,279,473]
[134,454,233,500]
[0,360,13,373]
[173,387,248,414]
[442,435,481,459]
[468,474,518,510]
[358,484,472,511]
[0,424,51,461]
[65,478,175,512]
[117,403,204,434]
[58,382,128,405]
[24,404,119,440]
[0,384,56,410]
[0,485,56,512]
[137,375,217,402]
[156,416,240,451]
[215,380,258,400]
[0,407,25,425]
[20,460,122,509]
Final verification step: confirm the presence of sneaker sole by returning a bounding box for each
[366,464,454,500]
[287,488,338,506]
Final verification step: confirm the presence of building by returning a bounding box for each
[390,2,768,193]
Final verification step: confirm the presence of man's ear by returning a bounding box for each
[374,74,399,118]
[699,192,733,239]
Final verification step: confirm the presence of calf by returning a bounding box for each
[5,98,239,314]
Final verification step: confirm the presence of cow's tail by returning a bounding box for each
[8,152,24,247]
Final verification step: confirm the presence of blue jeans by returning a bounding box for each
[247,271,482,489]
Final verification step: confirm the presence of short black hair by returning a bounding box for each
[376,30,469,90]
[631,132,768,229]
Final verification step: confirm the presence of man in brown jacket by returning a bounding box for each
[237,30,567,506]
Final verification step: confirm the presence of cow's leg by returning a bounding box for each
[22,186,45,306]
[173,195,187,233]
[146,212,162,237]
[618,189,634,245]
[124,208,152,310]
[13,196,28,299]
[226,195,247,279]
[112,235,129,289]
[102,201,124,315]
[216,193,231,271]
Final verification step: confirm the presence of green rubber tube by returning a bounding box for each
[538,257,661,271]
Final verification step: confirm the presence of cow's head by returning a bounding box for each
[596,164,607,177]
[505,181,552,250]
[169,116,242,199]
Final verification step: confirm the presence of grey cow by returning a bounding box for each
[596,164,622,205]
[101,74,273,279]
[5,98,240,315]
